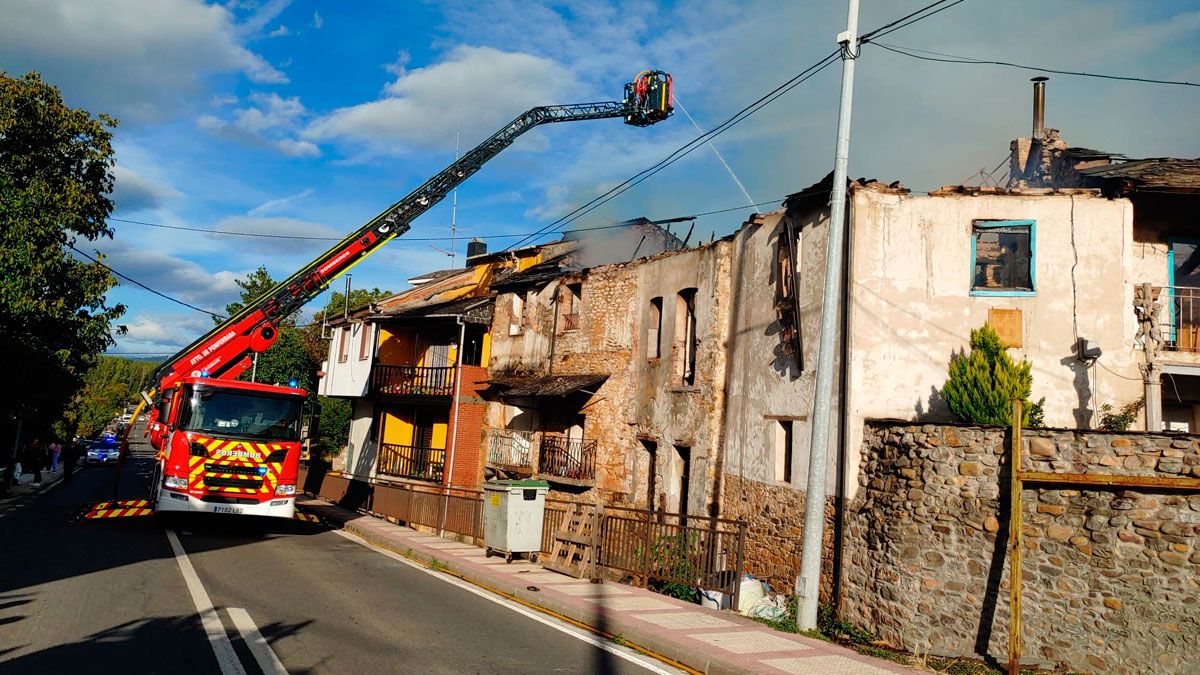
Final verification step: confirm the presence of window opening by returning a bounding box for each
[774,420,793,483]
[358,323,371,360]
[338,326,351,362]
[647,297,663,359]
[560,283,582,332]
[675,289,698,385]
[972,220,1034,294]
[509,293,524,335]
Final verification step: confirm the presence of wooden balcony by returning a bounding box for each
[371,365,455,397]
[537,434,597,482]
[378,443,444,483]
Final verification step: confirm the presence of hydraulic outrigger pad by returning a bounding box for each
[72,499,155,522]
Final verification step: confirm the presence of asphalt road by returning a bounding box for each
[0,434,670,674]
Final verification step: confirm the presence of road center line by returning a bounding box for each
[331,529,678,675]
[229,607,288,675]
[165,529,248,675]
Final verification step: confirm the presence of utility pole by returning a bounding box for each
[796,0,859,631]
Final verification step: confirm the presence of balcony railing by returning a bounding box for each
[487,429,535,468]
[560,312,581,332]
[538,434,597,482]
[378,443,445,483]
[371,365,455,397]
[1141,285,1200,352]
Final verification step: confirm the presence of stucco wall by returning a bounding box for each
[844,187,1140,499]
[722,207,838,494]
[318,321,374,397]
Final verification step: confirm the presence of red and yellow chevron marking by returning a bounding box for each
[78,500,154,520]
[186,435,292,499]
[294,512,321,523]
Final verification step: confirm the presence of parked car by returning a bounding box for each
[86,439,121,464]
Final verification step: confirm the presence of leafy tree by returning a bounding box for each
[315,396,352,458]
[0,71,124,441]
[61,356,158,438]
[216,265,295,326]
[942,324,1041,427]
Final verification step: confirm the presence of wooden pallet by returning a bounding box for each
[542,504,601,579]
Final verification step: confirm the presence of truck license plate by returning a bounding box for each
[212,506,243,514]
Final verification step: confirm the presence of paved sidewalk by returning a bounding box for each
[0,466,67,517]
[299,497,915,675]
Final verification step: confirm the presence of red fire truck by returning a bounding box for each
[131,71,673,518]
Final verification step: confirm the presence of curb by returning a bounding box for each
[301,498,828,675]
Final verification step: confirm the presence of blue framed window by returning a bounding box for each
[970,220,1035,297]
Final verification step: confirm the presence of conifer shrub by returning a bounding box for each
[942,324,1042,427]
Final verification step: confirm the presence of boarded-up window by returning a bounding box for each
[647,297,663,359]
[988,308,1023,348]
[972,220,1034,293]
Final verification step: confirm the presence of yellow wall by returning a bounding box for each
[480,332,491,364]
[380,407,448,449]
[382,409,414,445]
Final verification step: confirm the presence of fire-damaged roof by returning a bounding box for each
[1078,158,1200,194]
[490,254,574,291]
[486,373,607,397]
[372,296,494,324]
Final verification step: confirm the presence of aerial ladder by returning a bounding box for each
[120,71,673,519]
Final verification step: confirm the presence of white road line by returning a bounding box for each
[228,607,288,675]
[165,529,248,675]
[332,529,679,675]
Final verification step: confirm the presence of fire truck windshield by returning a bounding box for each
[177,385,303,441]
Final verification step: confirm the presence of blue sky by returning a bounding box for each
[2,0,1198,357]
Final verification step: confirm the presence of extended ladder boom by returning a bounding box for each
[153,72,673,391]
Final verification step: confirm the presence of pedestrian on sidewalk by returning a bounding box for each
[49,440,61,473]
[25,438,44,486]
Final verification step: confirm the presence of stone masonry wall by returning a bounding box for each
[722,474,837,603]
[843,421,1200,674]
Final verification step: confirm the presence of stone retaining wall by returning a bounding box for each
[842,421,1200,674]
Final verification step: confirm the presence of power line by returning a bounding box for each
[67,244,226,319]
[111,206,780,244]
[502,51,842,252]
[858,0,968,43]
[502,0,972,251]
[871,41,1200,88]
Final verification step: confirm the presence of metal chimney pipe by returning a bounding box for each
[1031,76,1048,139]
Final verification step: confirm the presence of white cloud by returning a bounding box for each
[117,312,215,353]
[312,11,323,29]
[110,165,183,213]
[248,188,314,216]
[236,0,293,36]
[267,24,290,38]
[198,92,319,157]
[0,0,286,122]
[304,46,576,155]
[94,240,242,310]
